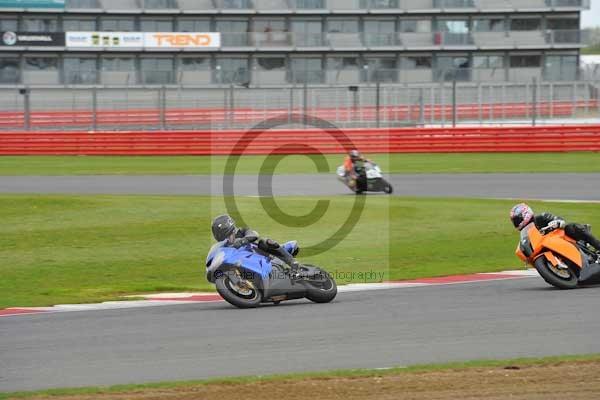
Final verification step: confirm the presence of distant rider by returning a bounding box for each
[510,203,600,280]
[211,214,301,271]
[343,149,371,190]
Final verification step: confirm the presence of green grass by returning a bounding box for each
[2,354,599,399]
[582,45,600,55]
[2,194,599,309]
[1,152,600,176]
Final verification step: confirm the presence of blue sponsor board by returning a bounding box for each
[0,0,65,8]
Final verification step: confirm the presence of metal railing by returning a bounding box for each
[4,66,588,86]
[1,78,598,131]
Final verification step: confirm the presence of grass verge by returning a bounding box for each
[1,152,600,175]
[2,194,599,308]
[2,354,599,399]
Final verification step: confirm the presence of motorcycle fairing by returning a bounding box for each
[520,223,583,269]
[206,241,273,282]
[282,240,299,257]
[539,230,583,269]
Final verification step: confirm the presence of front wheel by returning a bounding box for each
[215,270,263,308]
[302,266,338,303]
[534,255,579,290]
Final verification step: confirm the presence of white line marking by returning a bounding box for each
[0,270,539,318]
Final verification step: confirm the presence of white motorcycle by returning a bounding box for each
[336,161,393,194]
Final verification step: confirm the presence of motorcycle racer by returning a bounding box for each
[343,149,371,190]
[211,214,301,271]
[510,203,600,281]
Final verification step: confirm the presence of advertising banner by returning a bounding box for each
[1,31,65,46]
[144,32,221,49]
[65,32,221,49]
[66,32,144,48]
[0,0,65,8]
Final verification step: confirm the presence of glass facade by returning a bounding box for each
[0,57,20,84]
[0,51,583,85]
[0,6,586,86]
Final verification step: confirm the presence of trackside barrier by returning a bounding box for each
[0,101,597,130]
[1,125,600,155]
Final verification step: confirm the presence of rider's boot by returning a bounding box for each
[261,238,302,274]
[579,262,600,283]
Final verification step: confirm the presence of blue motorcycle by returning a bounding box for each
[206,240,337,308]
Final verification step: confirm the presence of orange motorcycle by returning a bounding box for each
[516,223,600,289]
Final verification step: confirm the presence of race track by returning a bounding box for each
[1,172,599,393]
[2,278,599,392]
[0,173,599,200]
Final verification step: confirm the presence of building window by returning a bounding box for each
[100,18,135,32]
[178,18,211,32]
[140,58,174,84]
[436,55,471,81]
[143,0,178,8]
[365,56,397,82]
[140,18,174,32]
[256,57,286,71]
[402,56,432,69]
[0,57,20,84]
[291,20,323,46]
[510,55,541,68]
[64,57,98,84]
[290,57,323,83]
[364,19,396,46]
[361,0,399,8]
[473,18,505,32]
[252,18,289,46]
[63,18,97,31]
[220,0,253,9]
[22,17,58,32]
[253,18,285,33]
[215,57,250,84]
[294,0,324,8]
[0,17,18,32]
[510,18,541,31]
[327,18,359,33]
[66,0,101,7]
[101,57,135,71]
[473,55,503,69]
[545,54,577,81]
[180,57,211,71]
[327,56,360,70]
[547,18,579,30]
[216,20,249,46]
[400,19,431,33]
[438,19,469,34]
[510,55,542,68]
[24,57,58,71]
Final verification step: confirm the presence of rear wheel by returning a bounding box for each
[382,180,393,194]
[215,270,263,308]
[302,265,338,303]
[534,255,578,290]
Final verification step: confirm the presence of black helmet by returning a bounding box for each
[212,214,237,242]
[349,149,361,160]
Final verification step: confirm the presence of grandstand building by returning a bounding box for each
[0,0,591,87]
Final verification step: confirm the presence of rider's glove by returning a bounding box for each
[232,238,248,249]
[548,220,566,230]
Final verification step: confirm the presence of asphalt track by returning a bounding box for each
[2,278,600,392]
[0,173,599,200]
[2,173,599,393]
